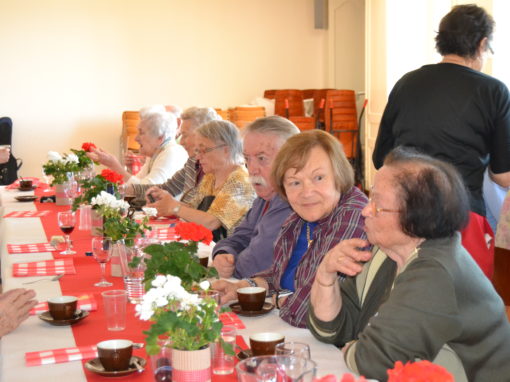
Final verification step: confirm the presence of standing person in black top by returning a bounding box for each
[372,4,510,279]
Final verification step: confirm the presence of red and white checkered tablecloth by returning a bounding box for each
[219,312,246,329]
[25,345,98,366]
[13,258,76,277]
[4,210,50,218]
[30,294,97,316]
[7,243,55,254]
[156,227,178,241]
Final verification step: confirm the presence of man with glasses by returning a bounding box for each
[372,5,510,278]
[212,116,300,278]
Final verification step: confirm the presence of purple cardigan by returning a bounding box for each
[212,195,293,278]
[256,186,368,328]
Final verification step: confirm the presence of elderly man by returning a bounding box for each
[130,107,220,204]
[212,116,300,278]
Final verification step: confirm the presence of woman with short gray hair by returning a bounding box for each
[148,120,256,241]
[87,104,188,185]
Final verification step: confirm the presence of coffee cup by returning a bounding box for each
[97,339,133,371]
[249,332,285,356]
[47,296,78,320]
[237,286,266,311]
[19,179,33,191]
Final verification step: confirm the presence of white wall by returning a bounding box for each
[0,0,328,177]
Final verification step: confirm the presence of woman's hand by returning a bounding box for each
[316,238,372,283]
[86,148,124,174]
[146,187,178,216]
[211,280,240,305]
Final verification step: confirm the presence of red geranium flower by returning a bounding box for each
[82,142,97,152]
[387,360,454,382]
[175,222,213,245]
[100,169,124,184]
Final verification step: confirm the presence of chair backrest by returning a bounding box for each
[313,88,335,123]
[263,89,277,99]
[121,111,141,152]
[324,90,358,158]
[289,116,315,131]
[274,89,305,118]
[229,106,265,128]
[215,108,230,121]
[302,89,315,100]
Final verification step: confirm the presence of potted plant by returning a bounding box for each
[140,222,218,291]
[90,191,151,277]
[42,147,93,205]
[137,275,230,382]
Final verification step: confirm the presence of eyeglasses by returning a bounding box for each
[367,197,400,217]
[194,144,227,156]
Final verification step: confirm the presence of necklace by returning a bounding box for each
[306,223,313,248]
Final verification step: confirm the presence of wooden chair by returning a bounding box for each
[313,88,335,129]
[302,89,315,100]
[263,89,277,99]
[290,116,315,131]
[274,90,306,118]
[215,108,230,121]
[121,111,140,161]
[229,106,265,128]
[324,90,358,159]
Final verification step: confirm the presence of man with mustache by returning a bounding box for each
[212,116,300,278]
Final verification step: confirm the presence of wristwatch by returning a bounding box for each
[172,204,181,215]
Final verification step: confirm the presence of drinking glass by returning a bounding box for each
[92,237,113,287]
[63,172,80,201]
[57,211,76,255]
[275,342,311,359]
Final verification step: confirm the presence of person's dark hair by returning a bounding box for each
[435,4,494,59]
[384,147,469,239]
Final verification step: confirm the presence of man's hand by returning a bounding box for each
[146,187,177,216]
[0,289,37,337]
[213,254,235,278]
[211,280,239,305]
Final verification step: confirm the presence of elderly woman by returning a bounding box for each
[88,105,188,185]
[308,147,510,381]
[213,130,367,328]
[148,120,255,241]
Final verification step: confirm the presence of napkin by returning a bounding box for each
[149,216,179,225]
[156,227,179,240]
[7,243,55,254]
[6,177,40,190]
[25,345,98,367]
[4,211,50,218]
[220,312,246,329]
[30,294,97,316]
[13,258,76,277]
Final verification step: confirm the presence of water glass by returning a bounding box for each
[212,325,236,375]
[102,290,127,331]
[275,342,311,359]
[236,355,317,382]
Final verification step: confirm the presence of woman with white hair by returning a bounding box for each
[88,105,188,185]
[148,120,256,241]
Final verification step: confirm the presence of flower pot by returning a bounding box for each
[110,240,126,278]
[171,346,211,382]
[91,209,103,236]
[55,184,72,206]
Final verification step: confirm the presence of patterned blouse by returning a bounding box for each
[255,186,368,328]
[188,166,256,237]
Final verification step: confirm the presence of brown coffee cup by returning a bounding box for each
[249,332,285,356]
[97,339,133,371]
[199,256,209,267]
[48,296,78,320]
[19,179,33,191]
[237,286,266,311]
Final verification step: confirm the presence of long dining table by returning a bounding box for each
[0,184,354,381]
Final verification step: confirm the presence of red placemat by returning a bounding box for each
[33,194,245,382]
[8,243,55,254]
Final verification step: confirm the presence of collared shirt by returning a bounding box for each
[212,195,293,278]
[256,186,368,328]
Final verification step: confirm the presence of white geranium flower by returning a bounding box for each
[47,151,63,162]
[152,275,167,288]
[199,280,210,291]
[64,153,79,164]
